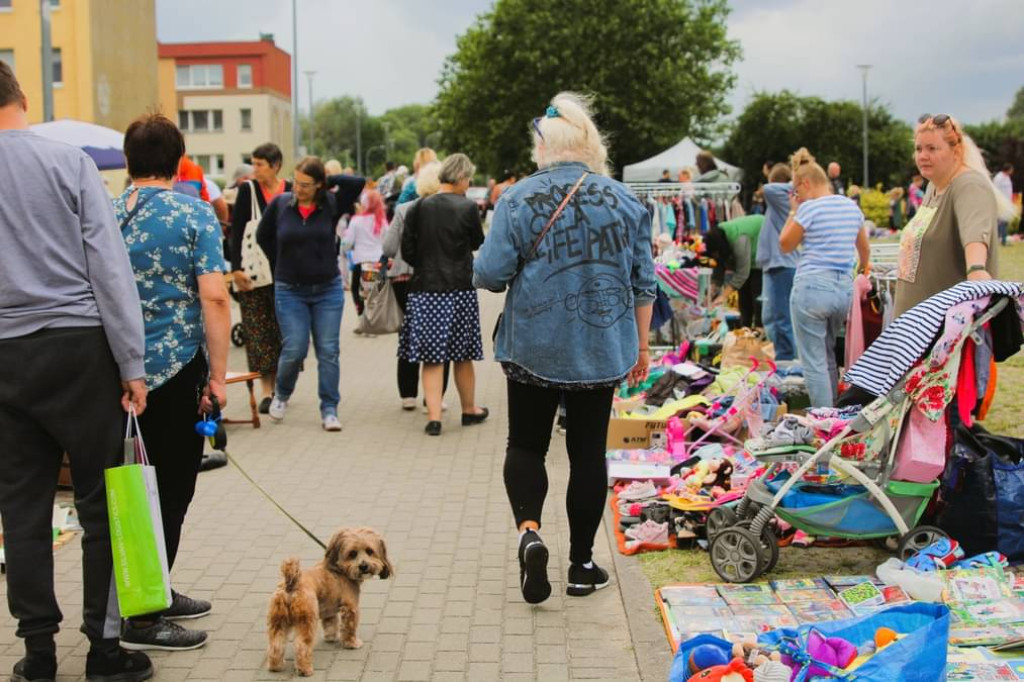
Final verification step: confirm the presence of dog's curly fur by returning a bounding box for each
[266,528,393,676]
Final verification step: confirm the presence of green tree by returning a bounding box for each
[721,90,915,192]
[434,0,740,176]
[964,118,1024,191]
[1007,85,1024,121]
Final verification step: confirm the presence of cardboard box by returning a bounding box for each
[606,417,669,450]
[606,461,673,486]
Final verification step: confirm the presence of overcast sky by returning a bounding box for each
[156,0,1024,127]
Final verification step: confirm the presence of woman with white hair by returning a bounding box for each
[894,114,1016,316]
[474,92,656,604]
[399,153,488,436]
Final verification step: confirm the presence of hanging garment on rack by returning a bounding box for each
[699,201,709,233]
[665,202,677,235]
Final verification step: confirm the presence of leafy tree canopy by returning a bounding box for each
[434,0,740,176]
[1007,85,1024,121]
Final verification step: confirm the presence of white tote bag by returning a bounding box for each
[238,180,274,289]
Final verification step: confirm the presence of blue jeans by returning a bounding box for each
[790,270,853,408]
[274,277,344,417]
[762,267,796,361]
[998,220,1008,247]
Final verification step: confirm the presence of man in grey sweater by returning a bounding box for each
[0,62,154,681]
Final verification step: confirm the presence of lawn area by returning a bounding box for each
[640,244,1024,589]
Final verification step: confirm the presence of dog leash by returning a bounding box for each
[224,451,327,550]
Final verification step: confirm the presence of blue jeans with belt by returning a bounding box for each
[274,277,344,417]
[789,270,853,408]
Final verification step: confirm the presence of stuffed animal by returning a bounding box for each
[781,630,857,678]
[688,643,731,674]
[732,643,789,682]
[687,658,754,682]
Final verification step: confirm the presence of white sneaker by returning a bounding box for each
[421,401,449,414]
[401,398,417,411]
[268,397,287,421]
[322,415,342,432]
[618,480,658,502]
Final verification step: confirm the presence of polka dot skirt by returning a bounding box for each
[398,290,485,364]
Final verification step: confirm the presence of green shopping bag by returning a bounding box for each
[105,409,172,618]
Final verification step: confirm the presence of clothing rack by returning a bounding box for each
[626,181,742,199]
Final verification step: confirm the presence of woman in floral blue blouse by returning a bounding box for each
[114,114,232,652]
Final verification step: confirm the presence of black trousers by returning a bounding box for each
[136,352,207,575]
[503,379,614,564]
[738,269,764,329]
[0,327,124,647]
[350,264,365,317]
[393,280,449,399]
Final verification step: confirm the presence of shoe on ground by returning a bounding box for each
[791,530,815,548]
[268,397,287,421]
[518,530,551,604]
[462,407,489,426]
[11,654,56,682]
[258,397,272,415]
[425,421,442,436]
[566,562,610,597]
[120,618,207,652]
[624,519,669,543]
[322,415,343,432]
[85,648,153,682]
[618,480,658,502]
[164,590,211,620]
[421,401,449,414]
[401,398,417,411]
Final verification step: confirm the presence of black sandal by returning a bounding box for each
[461,407,489,426]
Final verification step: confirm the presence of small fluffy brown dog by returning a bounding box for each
[266,528,393,676]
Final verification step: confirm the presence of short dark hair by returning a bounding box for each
[662,169,670,175]
[294,156,327,203]
[695,151,717,175]
[1002,162,1014,173]
[0,60,25,109]
[252,142,283,170]
[123,113,185,180]
[385,161,396,171]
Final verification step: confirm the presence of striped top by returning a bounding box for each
[794,194,864,274]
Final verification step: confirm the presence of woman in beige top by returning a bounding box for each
[894,114,1017,316]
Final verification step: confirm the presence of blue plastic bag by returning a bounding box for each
[993,458,1024,562]
[757,603,949,681]
[668,633,733,682]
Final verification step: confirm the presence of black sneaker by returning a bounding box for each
[566,562,610,597]
[518,530,551,604]
[258,397,272,414]
[120,618,207,651]
[164,590,212,620]
[85,648,153,682]
[11,655,57,682]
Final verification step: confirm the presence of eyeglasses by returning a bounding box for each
[532,117,544,140]
[294,180,317,189]
[918,113,962,142]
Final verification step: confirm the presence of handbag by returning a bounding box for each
[105,408,172,617]
[491,171,590,344]
[358,267,403,335]
[238,180,274,289]
[720,327,775,368]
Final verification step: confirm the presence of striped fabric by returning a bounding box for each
[655,265,699,301]
[794,195,864,274]
[844,281,1024,396]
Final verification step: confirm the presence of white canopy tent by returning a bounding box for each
[622,138,740,183]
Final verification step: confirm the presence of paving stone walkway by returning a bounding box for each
[0,291,670,681]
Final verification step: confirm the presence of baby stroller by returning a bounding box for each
[708,287,1020,583]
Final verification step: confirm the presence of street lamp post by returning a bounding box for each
[40,0,54,122]
[355,103,363,175]
[304,70,316,155]
[857,64,872,189]
[291,0,300,163]
[365,145,385,177]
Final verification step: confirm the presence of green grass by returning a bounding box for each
[640,244,1024,590]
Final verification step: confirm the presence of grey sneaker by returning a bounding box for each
[322,415,343,432]
[120,618,207,651]
[164,590,211,620]
[268,397,287,421]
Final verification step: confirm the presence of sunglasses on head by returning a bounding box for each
[918,113,961,141]
[532,117,544,140]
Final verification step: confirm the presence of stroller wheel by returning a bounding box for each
[707,507,738,540]
[898,526,949,561]
[231,322,245,347]
[736,520,780,573]
[710,526,764,583]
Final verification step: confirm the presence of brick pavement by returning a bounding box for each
[0,291,670,681]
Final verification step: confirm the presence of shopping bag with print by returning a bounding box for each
[358,267,403,335]
[105,409,172,617]
[238,180,274,288]
[721,327,775,368]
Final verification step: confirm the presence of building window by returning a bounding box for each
[237,64,252,89]
[240,108,252,132]
[175,64,224,89]
[191,110,209,132]
[50,0,60,7]
[178,110,224,133]
[212,110,223,131]
[178,110,189,130]
[51,48,62,85]
[0,50,13,73]
[194,154,225,177]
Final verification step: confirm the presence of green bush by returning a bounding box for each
[859,188,890,227]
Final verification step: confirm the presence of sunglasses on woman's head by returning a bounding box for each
[918,113,961,141]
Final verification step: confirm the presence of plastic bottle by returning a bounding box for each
[876,557,945,602]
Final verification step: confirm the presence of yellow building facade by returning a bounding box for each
[0,0,158,131]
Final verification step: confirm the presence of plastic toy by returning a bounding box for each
[688,644,730,674]
[780,630,857,679]
[905,537,964,572]
[687,658,753,682]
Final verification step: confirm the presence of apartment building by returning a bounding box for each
[158,37,293,179]
[0,0,158,130]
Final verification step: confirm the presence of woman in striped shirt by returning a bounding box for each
[780,148,871,407]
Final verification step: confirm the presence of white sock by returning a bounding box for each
[582,561,594,569]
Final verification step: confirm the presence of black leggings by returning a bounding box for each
[350,264,365,317]
[738,269,763,329]
[503,379,614,565]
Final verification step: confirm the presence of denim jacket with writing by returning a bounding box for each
[473,162,657,385]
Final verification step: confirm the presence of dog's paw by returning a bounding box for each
[343,637,363,649]
[323,631,339,643]
[266,662,285,673]
[297,665,314,677]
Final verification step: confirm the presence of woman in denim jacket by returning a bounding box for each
[474,92,656,604]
